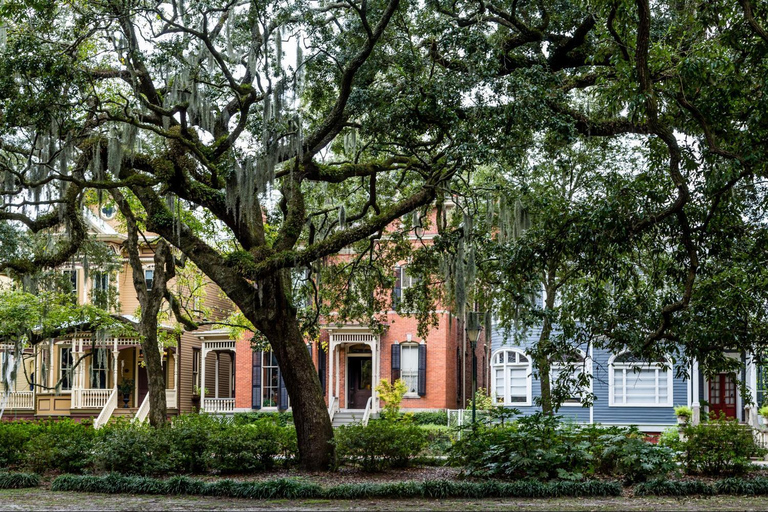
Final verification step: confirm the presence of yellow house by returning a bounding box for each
[0,207,233,425]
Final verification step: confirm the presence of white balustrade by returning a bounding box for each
[76,389,112,409]
[132,393,151,424]
[328,396,337,421]
[202,397,235,413]
[94,388,118,429]
[362,396,373,426]
[2,391,34,410]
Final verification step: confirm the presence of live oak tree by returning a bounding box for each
[0,0,470,469]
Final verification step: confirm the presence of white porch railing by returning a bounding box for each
[132,389,178,424]
[1,391,34,410]
[94,388,118,429]
[74,389,112,409]
[362,396,373,426]
[328,396,337,421]
[203,397,235,413]
[132,393,151,424]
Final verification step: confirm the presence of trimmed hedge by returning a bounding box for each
[0,472,40,489]
[51,474,623,499]
[635,478,768,496]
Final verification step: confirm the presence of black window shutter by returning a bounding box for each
[391,343,401,381]
[392,267,402,309]
[278,369,289,411]
[418,344,427,396]
[252,350,262,409]
[318,345,327,395]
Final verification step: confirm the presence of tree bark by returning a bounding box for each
[537,268,558,416]
[140,310,167,426]
[249,272,335,470]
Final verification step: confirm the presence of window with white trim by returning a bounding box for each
[551,351,590,406]
[492,349,532,406]
[609,352,673,406]
[60,347,73,390]
[392,266,419,309]
[262,352,280,408]
[144,269,155,291]
[401,343,419,395]
[62,269,78,300]
[91,272,110,308]
[90,348,109,389]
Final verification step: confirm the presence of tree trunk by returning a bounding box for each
[140,314,167,427]
[249,273,335,470]
[538,273,558,416]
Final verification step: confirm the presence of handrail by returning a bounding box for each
[132,393,151,424]
[362,396,373,426]
[94,388,118,429]
[328,396,337,422]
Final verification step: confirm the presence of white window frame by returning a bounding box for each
[63,269,78,299]
[91,271,110,307]
[491,348,533,406]
[262,351,281,409]
[401,343,420,397]
[550,350,592,407]
[144,268,155,291]
[608,351,674,407]
[60,347,73,391]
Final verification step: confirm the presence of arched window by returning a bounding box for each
[491,349,532,406]
[609,352,673,407]
[551,350,591,406]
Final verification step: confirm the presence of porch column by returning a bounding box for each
[335,344,341,405]
[72,344,83,408]
[327,341,334,404]
[200,344,207,406]
[371,339,380,413]
[214,353,220,398]
[691,359,700,426]
[746,353,758,426]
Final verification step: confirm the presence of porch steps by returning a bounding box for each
[110,407,139,420]
[331,410,377,428]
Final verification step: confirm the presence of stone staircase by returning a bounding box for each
[331,410,377,427]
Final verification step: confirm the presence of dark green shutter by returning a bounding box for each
[418,344,427,396]
[252,350,262,409]
[278,369,289,411]
[391,343,401,381]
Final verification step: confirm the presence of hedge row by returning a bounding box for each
[635,478,768,496]
[51,474,623,499]
[0,472,39,489]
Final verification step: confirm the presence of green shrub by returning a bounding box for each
[657,426,683,452]
[93,418,176,475]
[0,420,38,469]
[596,431,676,484]
[0,472,40,489]
[419,424,453,457]
[166,414,225,473]
[231,411,293,427]
[210,416,298,473]
[23,418,96,473]
[680,416,762,476]
[334,419,428,472]
[450,414,675,483]
[51,473,623,499]
[405,411,449,426]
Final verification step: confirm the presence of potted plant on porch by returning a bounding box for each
[674,405,693,425]
[191,385,207,413]
[118,379,134,409]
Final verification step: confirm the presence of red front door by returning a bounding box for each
[709,373,737,419]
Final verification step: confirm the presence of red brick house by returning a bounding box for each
[215,206,488,423]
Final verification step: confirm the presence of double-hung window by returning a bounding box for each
[492,349,532,406]
[144,269,154,291]
[262,352,280,408]
[90,348,109,389]
[392,266,418,309]
[92,272,110,308]
[401,344,420,396]
[60,348,73,390]
[609,352,673,406]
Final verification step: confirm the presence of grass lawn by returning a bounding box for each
[1,488,767,511]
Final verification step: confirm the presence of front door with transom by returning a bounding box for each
[347,356,372,409]
[709,373,737,419]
